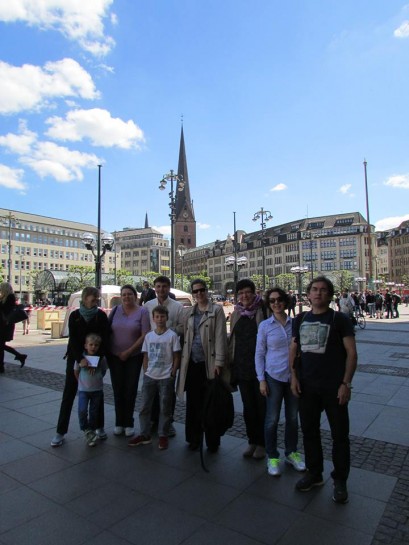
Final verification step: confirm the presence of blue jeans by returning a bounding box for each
[78,390,103,432]
[139,375,175,437]
[367,303,375,317]
[264,373,299,458]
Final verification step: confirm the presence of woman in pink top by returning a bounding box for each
[109,285,150,437]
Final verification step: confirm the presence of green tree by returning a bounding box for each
[0,264,4,283]
[66,265,94,292]
[114,269,133,287]
[250,274,269,291]
[274,273,296,291]
[328,270,354,293]
[188,271,212,291]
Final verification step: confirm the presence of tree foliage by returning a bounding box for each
[66,265,94,292]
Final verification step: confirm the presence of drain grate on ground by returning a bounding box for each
[357,364,409,377]
[390,352,409,359]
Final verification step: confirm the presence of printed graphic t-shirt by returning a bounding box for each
[292,309,354,388]
[142,329,181,380]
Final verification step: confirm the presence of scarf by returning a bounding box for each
[79,303,98,322]
[234,294,263,318]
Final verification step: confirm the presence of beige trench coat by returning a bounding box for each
[176,302,228,400]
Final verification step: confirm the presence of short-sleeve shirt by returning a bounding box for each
[292,309,354,388]
[110,305,150,356]
[142,329,181,380]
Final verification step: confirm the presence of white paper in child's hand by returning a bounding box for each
[85,355,100,368]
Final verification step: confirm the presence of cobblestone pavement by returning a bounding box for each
[4,362,409,545]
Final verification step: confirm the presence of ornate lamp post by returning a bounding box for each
[290,265,309,313]
[1,212,20,283]
[82,232,115,291]
[252,207,273,292]
[159,169,185,287]
[355,276,366,292]
[177,244,187,291]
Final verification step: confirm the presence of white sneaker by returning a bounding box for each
[267,458,281,476]
[113,426,124,436]
[285,452,306,472]
[51,433,64,447]
[96,428,107,440]
[125,427,135,437]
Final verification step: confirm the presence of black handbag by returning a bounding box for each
[6,305,28,325]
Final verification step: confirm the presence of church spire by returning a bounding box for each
[144,212,149,229]
[174,125,196,249]
[175,126,194,220]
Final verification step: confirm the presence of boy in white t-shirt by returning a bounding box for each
[128,305,181,450]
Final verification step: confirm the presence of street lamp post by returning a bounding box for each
[82,231,115,291]
[355,276,366,292]
[290,265,309,313]
[252,207,273,293]
[81,165,114,292]
[159,169,185,287]
[19,255,25,300]
[1,212,20,283]
[178,244,187,291]
[225,254,248,299]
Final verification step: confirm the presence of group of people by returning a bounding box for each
[336,288,401,320]
[48,273,357,505]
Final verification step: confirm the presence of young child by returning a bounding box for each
[128,305,181,450]
[74,333,107,447]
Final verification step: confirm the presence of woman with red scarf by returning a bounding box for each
[228,279,267,459]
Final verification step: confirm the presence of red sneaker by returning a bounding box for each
[158,436,169,450]
[128,435,152,447]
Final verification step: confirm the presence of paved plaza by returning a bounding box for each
[0,307,408,544]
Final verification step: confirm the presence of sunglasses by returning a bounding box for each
[269,297,284,304]
[192,288,206,294]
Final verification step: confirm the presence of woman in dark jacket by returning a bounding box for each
[51,286,111,447]
[0,282,27,373]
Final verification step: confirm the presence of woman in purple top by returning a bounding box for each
[109,285,150,437]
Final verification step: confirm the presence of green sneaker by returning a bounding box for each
[285,452,306,472]
[267,458,281,476]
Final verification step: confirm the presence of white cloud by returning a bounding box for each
[339,183,352,194]
[20,141,101,182]
[0,0,116,56]
[0,58,99,114]
[384,174,409,189]
[375,214,409,231]
[270,183,287,192]
[45,108,145,149]
[394,21,409,38]
[198,223,211,229]
[0,120,37,154]
[153,225,171,236]
[0,164,27,191]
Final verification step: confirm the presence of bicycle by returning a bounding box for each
[353,307,366,329]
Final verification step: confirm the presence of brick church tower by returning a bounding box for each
[174,126,196,248]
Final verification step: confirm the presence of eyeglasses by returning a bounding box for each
[192,288,206,294]
[269,297,284,304]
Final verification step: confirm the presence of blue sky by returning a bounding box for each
[1,0,409,246]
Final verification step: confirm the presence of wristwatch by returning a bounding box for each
[342,382,353,389]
